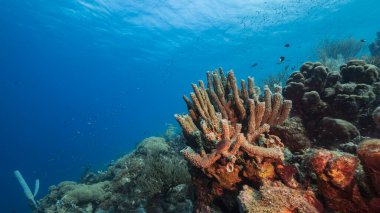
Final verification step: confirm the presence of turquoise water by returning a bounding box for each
[0,0,379,212]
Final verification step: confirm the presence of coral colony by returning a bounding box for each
[18,61,380,213]
[18,36,380,213]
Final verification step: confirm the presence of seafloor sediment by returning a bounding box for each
[34,59,380,213]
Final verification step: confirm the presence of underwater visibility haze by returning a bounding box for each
[1,0,380,212]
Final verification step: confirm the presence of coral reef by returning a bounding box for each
[284,60,380,146]
[37,136,192,213]
[34,64,380,213]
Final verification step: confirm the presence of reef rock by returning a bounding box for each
[270,116,311,152]
[309,149,369,212]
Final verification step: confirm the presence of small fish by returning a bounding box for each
[251,63,258,68]
[279,56,285,63]
[284,43,290,47]
[360,39,366,42]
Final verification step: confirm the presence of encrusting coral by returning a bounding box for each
[238,182,322,213]
[306,142,380,213]
[309,149,368,212]
[175,69,322,212]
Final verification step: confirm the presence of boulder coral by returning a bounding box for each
[284,60,380,145]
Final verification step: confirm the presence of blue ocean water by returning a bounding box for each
[0,0,379,212]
